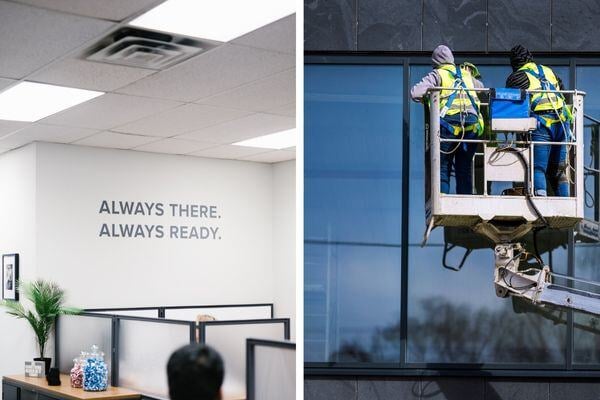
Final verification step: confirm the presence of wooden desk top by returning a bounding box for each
[3,375,141,400]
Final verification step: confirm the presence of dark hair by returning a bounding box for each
[167,344,224,400]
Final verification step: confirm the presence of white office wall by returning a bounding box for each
[0,143,296,388]
[34,142,275,308]
[272,160,296,339]
[0,145,38,384]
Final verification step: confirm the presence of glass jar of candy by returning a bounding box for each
[83,345,108,391]
[69,353,85,388]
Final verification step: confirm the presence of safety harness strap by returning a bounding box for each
[439,66,483,136]
[522,65,573,126]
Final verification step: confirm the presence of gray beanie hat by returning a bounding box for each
[432,45,454,66]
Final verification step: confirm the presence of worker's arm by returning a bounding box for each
[473,78,484,101]
[410,71,440,103]
[555,75,564,90]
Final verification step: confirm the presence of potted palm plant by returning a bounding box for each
[2,280,81,375]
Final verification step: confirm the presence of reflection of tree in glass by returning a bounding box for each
[329,341,373,363]
[329,296,568,364]
[573,243,600,364]
[406,297,565,363]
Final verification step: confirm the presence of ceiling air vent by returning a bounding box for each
[85,27,218,70]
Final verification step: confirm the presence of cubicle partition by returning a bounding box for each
[246,339,296,400]
[117,316,195,399]
[199,319,290,400]
[56,313,115,380]
[87,308,161,318]
[55,304,288,400]
[85,303,274,321]
[163,304,273,321]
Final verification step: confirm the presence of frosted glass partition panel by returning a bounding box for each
[253,343,295,400]
[203,321,288,400]
[118,319,192,399]
[57,314,112,376]
[164,305,272,321]
[89,309,159,318]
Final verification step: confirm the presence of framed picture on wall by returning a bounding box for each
[2,253,19,301]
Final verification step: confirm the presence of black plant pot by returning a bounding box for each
[33,357,51,376]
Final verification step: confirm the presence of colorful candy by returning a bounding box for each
[70,359,83,388]
[82,345,108,392]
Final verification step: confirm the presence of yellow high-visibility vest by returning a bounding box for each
[518,62,565,112]
[436,64,484,136]
[437,64,480,116]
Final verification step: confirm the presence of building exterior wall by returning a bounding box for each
[305,0,600,53]
[305,1,600,398]
[305,377,600,400]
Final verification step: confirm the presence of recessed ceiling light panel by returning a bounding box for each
[233,129,296,150]
[130,0,295,42]
[0,82,103,122]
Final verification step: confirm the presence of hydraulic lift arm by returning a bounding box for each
[494,242,600,316]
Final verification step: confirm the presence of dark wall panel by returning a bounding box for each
[304,378,357,400]
[488,0,551,52]
[420,378,485,400]
[305,0,357,51]
[358,0,422,51]
[485,380,548,400]
[552,0,600,51]
[422,0,486,52]
[357,378,420,399]
[549,380,600,400]
[305,377,600,400]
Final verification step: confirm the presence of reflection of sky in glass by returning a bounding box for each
[304,64,403,363]
[304,61,590,367]
[576,67,600,220]
[408,64,567,364]
[573,67,600,365]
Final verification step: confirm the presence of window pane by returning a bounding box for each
[573,66,600,365]
[576,67,600,220]
[407,64,567,364]
[304,64,403,364]
[573,242,600,364]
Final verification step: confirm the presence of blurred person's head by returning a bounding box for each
[167,344,224,400]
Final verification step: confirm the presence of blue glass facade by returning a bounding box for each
[305,58,600,372]
[305,64,403,364]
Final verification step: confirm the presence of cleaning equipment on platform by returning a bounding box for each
[489,88,536,132]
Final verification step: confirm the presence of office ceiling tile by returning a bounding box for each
[0,78,16,91]
[241,150,296,163]
[0,120,30,137]
[74,131,158,149]
[117,43,295,102]
[197,68,295,113]
[233,14,295,55]
[31,58,156,91]
[265,101,295,117]
[133,138,214,155]
[178,113,295,144]
[0,123,97,148]
[41,93,182,130]
[114,104,250,137]
[12,0,163,21]
[189,144,267,160]
[0,1,114,79]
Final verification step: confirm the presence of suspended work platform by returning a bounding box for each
[421,86,600,317]
[423,87,586,244]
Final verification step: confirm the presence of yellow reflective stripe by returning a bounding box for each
[519,62,565,111]
[438,66,479,111]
